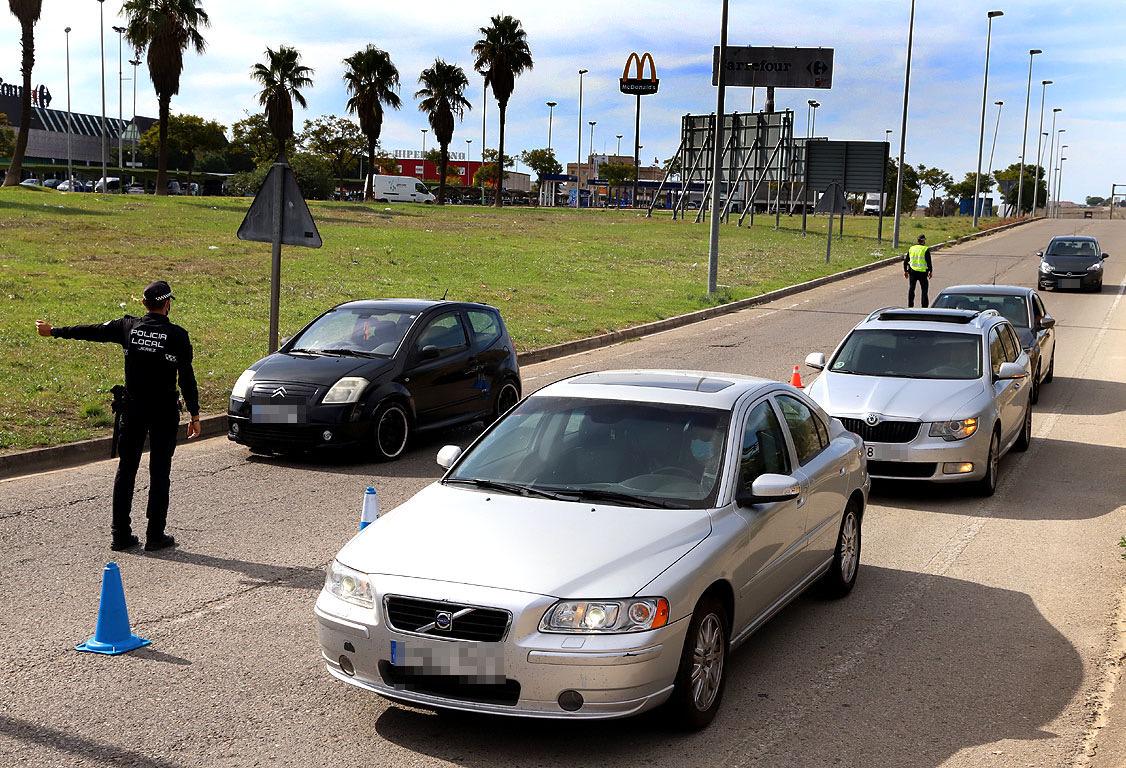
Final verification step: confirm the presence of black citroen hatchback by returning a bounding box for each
[228,299,521,460]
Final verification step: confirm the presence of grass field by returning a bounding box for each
[0,187,994,451]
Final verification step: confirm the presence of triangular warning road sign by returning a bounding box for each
[814,181,849,215]
[236,163,323,248]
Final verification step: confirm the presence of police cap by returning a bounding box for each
[143,280,175,303]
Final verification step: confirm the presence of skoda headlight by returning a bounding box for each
[322,376,368,404]
[540,597,670,633]
[325,560,373,608]
[231,369,255,400]
[1088,261,1103,271]
[929,417,979,441]
[1039,261,1053,274]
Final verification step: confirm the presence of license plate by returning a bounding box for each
[1059,278,1080,289]
[250,404,306,424]
[866,443,904,461]
[389,639,504,682]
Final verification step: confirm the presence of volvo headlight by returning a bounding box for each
[231,369,255,400]
[929,417,979,441]
[1039,262,1053,274]
[325,560,373,608]
[540,597,670,633]
[322,376,369,404]
[1088,261,1103,271]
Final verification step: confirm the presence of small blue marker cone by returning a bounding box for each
[359,486,380,531]
[76,562,151,656]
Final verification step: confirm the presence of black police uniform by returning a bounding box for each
[50,308,199,545]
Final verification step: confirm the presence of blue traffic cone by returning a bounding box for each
[76,562,151,656]
[359,486,380,531]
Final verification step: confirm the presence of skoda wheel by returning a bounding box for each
[372,401,410,462]
[666,596,728,731]
[971,430,1000,497]
[1013,404,1032,453]
[819,499,862,598]
[492,379,521,422]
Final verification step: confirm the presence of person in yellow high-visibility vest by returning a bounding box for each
[903,234,933,307]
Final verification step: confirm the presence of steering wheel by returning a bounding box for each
[648,465,698,480]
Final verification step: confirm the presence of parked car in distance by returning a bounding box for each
[933,285,1056,404]
[42,178,62,189]
[805,307,1032,495]
[228,299,521,460]
[126,185,146,195]
[1037,236,1109,292]
[369,175,436,204]
[18,178,41,187]
[94,177,121,193]
[315,370,868,728]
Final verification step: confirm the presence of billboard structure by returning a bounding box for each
[804,140,890,240]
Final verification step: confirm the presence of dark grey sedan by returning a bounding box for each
[933,285,1056,404]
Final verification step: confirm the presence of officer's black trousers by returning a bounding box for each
[113,403,179,540]
[908,271,930,308]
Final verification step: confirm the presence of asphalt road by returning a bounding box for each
[2,219,1124,768]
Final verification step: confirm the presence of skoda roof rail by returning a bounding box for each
[874,308,982,324]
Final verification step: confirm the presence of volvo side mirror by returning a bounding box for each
[436,445,463,470]
[736,473,802,506]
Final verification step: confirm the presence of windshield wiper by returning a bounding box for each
[316,348,377,358]
[444,478,572,501]
[534,486,673,509]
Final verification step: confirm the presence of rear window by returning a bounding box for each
[830,329,983,380]
[933,293,1029,328]
[467,309,502,346]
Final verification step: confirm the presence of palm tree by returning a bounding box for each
[472,15,532,207]
[123,0,208,196]
[250,46,313,161]
[343,46,401,200]
[415,60,471,205]
[2,0,43,186]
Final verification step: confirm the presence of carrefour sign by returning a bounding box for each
[711,47,834,89]
[0,77,52,107]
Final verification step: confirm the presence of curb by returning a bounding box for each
[0,216,1040,482]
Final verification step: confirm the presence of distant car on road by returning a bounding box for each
[933,285,1056,404]
[126,185,146,195]
[1037,236,1109,292]
[805,308,1032,495]
[18,178,41,187]
[228,299,521,460]
[315,370,868,728]
[42,178,62,189]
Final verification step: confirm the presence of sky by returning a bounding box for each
[2,0,1124,203]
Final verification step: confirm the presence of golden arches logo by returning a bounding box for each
[620,52,660,95]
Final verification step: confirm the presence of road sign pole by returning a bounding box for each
[825,206,833,264]
[268,163,286,353]
[707,0,730,296]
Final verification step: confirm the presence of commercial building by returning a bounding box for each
[386,151,531,193]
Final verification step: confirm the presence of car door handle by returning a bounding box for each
[838,466,847,476]
[796,495,806,508]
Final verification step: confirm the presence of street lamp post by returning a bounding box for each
[65,27,73,189]
[1016,49,1042,216]
[987,100,1003,184]
[973,10,1003,227]
[1056,152,1067,213]
[97,0,108,194]
[707,0,730,295]
[1045,108,1060,216]
[1051,126,1065,216]
[577,69,588,168]
[884,129,892,144]
[615,134,623,156]
[546,101,556,150]
[129,57,140,181]
[421,128,427,154]
[465,138,472,189]
[805,99,814,139]
[892,0,918,249]
[1031,79,1052,216]
[810,100,820,138]
[112,24,126,192]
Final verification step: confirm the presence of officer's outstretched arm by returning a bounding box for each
[45,318,127,344]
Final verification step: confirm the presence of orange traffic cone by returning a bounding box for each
[790,365,804,388]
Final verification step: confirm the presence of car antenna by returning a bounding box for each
[441,288,449,300]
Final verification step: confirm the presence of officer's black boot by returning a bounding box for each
[144,533,177,552]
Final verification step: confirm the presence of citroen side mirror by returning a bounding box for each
[1102,252,1110,260]
[417,345,440,361]
[1035,250,1044,258]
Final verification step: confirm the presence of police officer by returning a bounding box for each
[35,280,200,551]
[903,234,933,308]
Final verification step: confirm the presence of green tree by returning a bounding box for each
[2,0,42,185]
[662,154,682,179]
[299,115,365,189]
[371,150,397,175]
[0,112,16,158]
[230,112,282,168]
[600,161,634,206]
[472,14,533,207]
[138,113,226,187]
[251,45,314,161]
[123,0,210,196]
[228,151,333,200]
[343,45,401,201]
[885,159,921,215]
[415,59,472,204]
[423,148,442,163]
[947,171,995,203]
[473,147,513,188]
[1086,196,1106,207]
[994,163,1046,214]
[519,148,561,181]
[917,165,954,215]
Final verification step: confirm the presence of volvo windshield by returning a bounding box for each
[446,396,730,509]
[830,329,983,380]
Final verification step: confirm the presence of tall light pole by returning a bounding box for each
[465,138,472,188]
[973,10,1003,226]
[1031,79,1052,216]
[65,26,73,188]
[891,0,917,249]
[129,57,140,178]
[1051,126,1065,216]
[884,129,892,144]
[588,120,596,159]
[1045,108,1060,216]
[707,0,730,295]
[615,134,623,155]
[810,100,820,138]
[546,101,556,150]
[1016,49,1042,216]
[1056,151,1067,213]
[112,24,126,190]
[421,128,427,154]
[97,0,108,193]
[987,100,1003,181]
[577,69,588,168]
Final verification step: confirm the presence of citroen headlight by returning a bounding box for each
[929,417,979,441]
[540,597,670,633]
[1088,261,1102,271]
[325,560,373,608]
[1039,262,1053,274]
[231,369,255,400]
[322,376,368,404]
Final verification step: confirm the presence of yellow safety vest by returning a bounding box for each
[908,244,929,272]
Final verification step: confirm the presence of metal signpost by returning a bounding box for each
[237,163,324,353]
[814,181,848,263]
[620,52,660,208]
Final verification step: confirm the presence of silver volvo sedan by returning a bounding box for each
[315,370,868,729]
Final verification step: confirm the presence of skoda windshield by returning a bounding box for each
[446,396,730,509]
[289,308,418,357]
[829,329,983,380]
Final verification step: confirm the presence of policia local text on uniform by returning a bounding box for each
[36,280,200,552]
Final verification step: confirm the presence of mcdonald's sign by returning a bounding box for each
[620,52,659,96]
